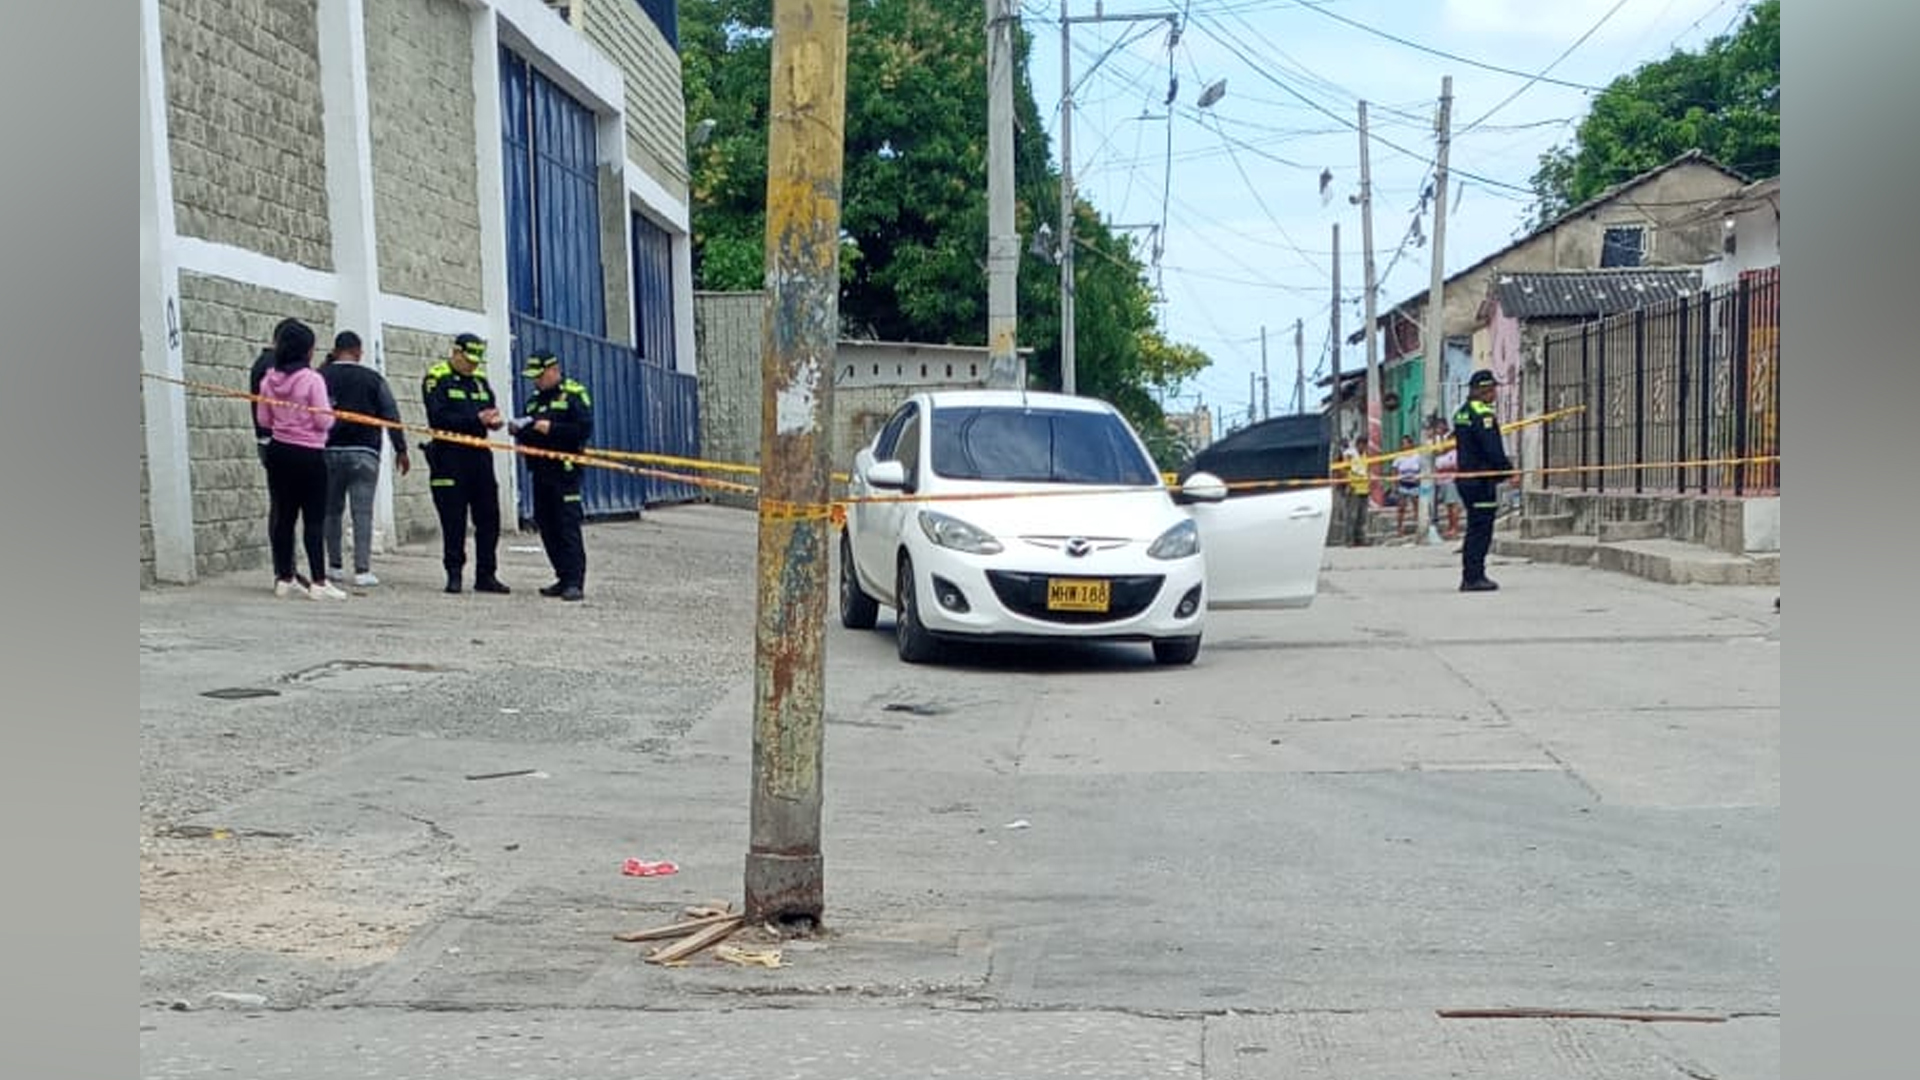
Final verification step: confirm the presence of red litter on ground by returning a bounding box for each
[622,858,679,877]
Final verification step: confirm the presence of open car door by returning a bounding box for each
[1181,484,1331,609]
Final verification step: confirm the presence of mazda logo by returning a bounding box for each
[1065,537,1091,558]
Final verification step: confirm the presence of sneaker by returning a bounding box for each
[353,572,380,587]
[273,578,300,599]
[539,582,566,598]
[560,586,584,602]
[1459,578,1500,593]
[472,578,512,595]
[329,565,344,580]
[311,580,350,600]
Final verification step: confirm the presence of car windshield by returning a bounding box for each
[930,406,1161,486]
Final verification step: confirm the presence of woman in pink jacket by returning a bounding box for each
[254,321,346,599]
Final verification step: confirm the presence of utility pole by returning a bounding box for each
[746,0,849,930]
[1418,76,1452,546]
[1293,319,1306,415]
[1293,320,1304,417]
[1330,221,1341,429]
[1058,0,1076,395]
[985,0,1020,388]
[1260,325,1270,420]
[1058,6,1180,397]
[1248,372,1255,425]
[1358,99,1383,506]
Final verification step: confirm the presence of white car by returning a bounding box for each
[839,390,1331,665]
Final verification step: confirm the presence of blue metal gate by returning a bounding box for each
[500,47,605,335]
[632,212,676,368]
[508,313,703,522]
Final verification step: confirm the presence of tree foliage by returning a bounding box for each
[1528,0,1778,226]
[679,0,1209,451]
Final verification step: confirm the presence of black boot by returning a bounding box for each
[473,577,511,595]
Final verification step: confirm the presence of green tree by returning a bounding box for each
[679,0,1209,441]
[1528,0,1778,226]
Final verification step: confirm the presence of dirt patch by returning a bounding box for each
[140,831,443,967]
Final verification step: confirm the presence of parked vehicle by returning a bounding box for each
[839,390,1331,666]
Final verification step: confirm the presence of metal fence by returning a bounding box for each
[1541,266,1779,496]
[507,313,703,522]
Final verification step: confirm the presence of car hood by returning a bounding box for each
[919,486,1180,544]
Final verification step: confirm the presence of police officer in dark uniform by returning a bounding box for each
[421,333,511,595]
[510,350,595,602]
[1452,369,1515,592]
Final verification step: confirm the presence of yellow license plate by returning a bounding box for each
[1047,578,1111,612]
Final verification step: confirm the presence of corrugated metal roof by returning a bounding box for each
[1491,269,1702,320]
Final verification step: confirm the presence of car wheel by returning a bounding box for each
[1152,635,1202,666]
[895,555,940,664]
[839,531,879,630]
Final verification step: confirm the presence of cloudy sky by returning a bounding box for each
[1017,0,1760,437]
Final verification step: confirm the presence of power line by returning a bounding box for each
[1459,0,1634,133]
[1189,19,1547,198]
[1291,2,1610,91]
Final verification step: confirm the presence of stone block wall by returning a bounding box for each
[380,325,466,545]
[579,0,688,196]
[366,0,485,310]
[161,0,333,270]
[178,273,336,578]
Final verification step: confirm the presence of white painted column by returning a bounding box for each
[315,0,396,551]
[671,229,696,374]
[470,6,520,521]
[140,0,196,584]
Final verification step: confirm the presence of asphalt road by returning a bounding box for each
[140,504,1779,1078]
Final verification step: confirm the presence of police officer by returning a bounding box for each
[510,351,595,602]
[421,332,511,595]
[1452,369,1515,592]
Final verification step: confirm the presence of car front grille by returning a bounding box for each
[985,571,1166,624]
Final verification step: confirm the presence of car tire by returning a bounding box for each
[839,531,879,630]
[895,555,940,664]
[1152,635,1202,666]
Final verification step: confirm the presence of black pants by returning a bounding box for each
[264,441,330,583]
[532,470,586,590]
[1458,479,1498,584]
[1344,490,1369,546]
[429,447,501,580]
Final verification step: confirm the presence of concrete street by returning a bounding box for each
[139,505,1779,1078]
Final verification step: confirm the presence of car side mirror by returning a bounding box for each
[1179,471,1229,503]
[866,459,909,490]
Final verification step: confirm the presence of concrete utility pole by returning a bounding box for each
[1058,0,1076,395]
[985,0,1020,388]
[745,0,849,929]
[1058,7,1179,397]
[1418,76,1452,546]
[1358,99,1383,505]
[1260,325,1270,420]
[1293,320,1304,417]
[1330,221,1341,426]
[1293,320,1305,415]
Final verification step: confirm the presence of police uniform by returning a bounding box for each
[1452,371,1514,591]
[421,336,508,593]
[511,353,594,600]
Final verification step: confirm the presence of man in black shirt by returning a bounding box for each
[319,332,410,586]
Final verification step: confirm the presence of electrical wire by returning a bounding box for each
[1459,0,1633,133]
[1291,1,1610,91]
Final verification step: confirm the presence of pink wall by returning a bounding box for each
[1487,301,1524,428]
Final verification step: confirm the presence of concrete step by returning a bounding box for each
[1521,513,1575,539]
[1494,535,1779,586]
[1598,519,1666,543]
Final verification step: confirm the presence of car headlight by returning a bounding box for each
[1147,519,1200,560]
[917,510,1004,555]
